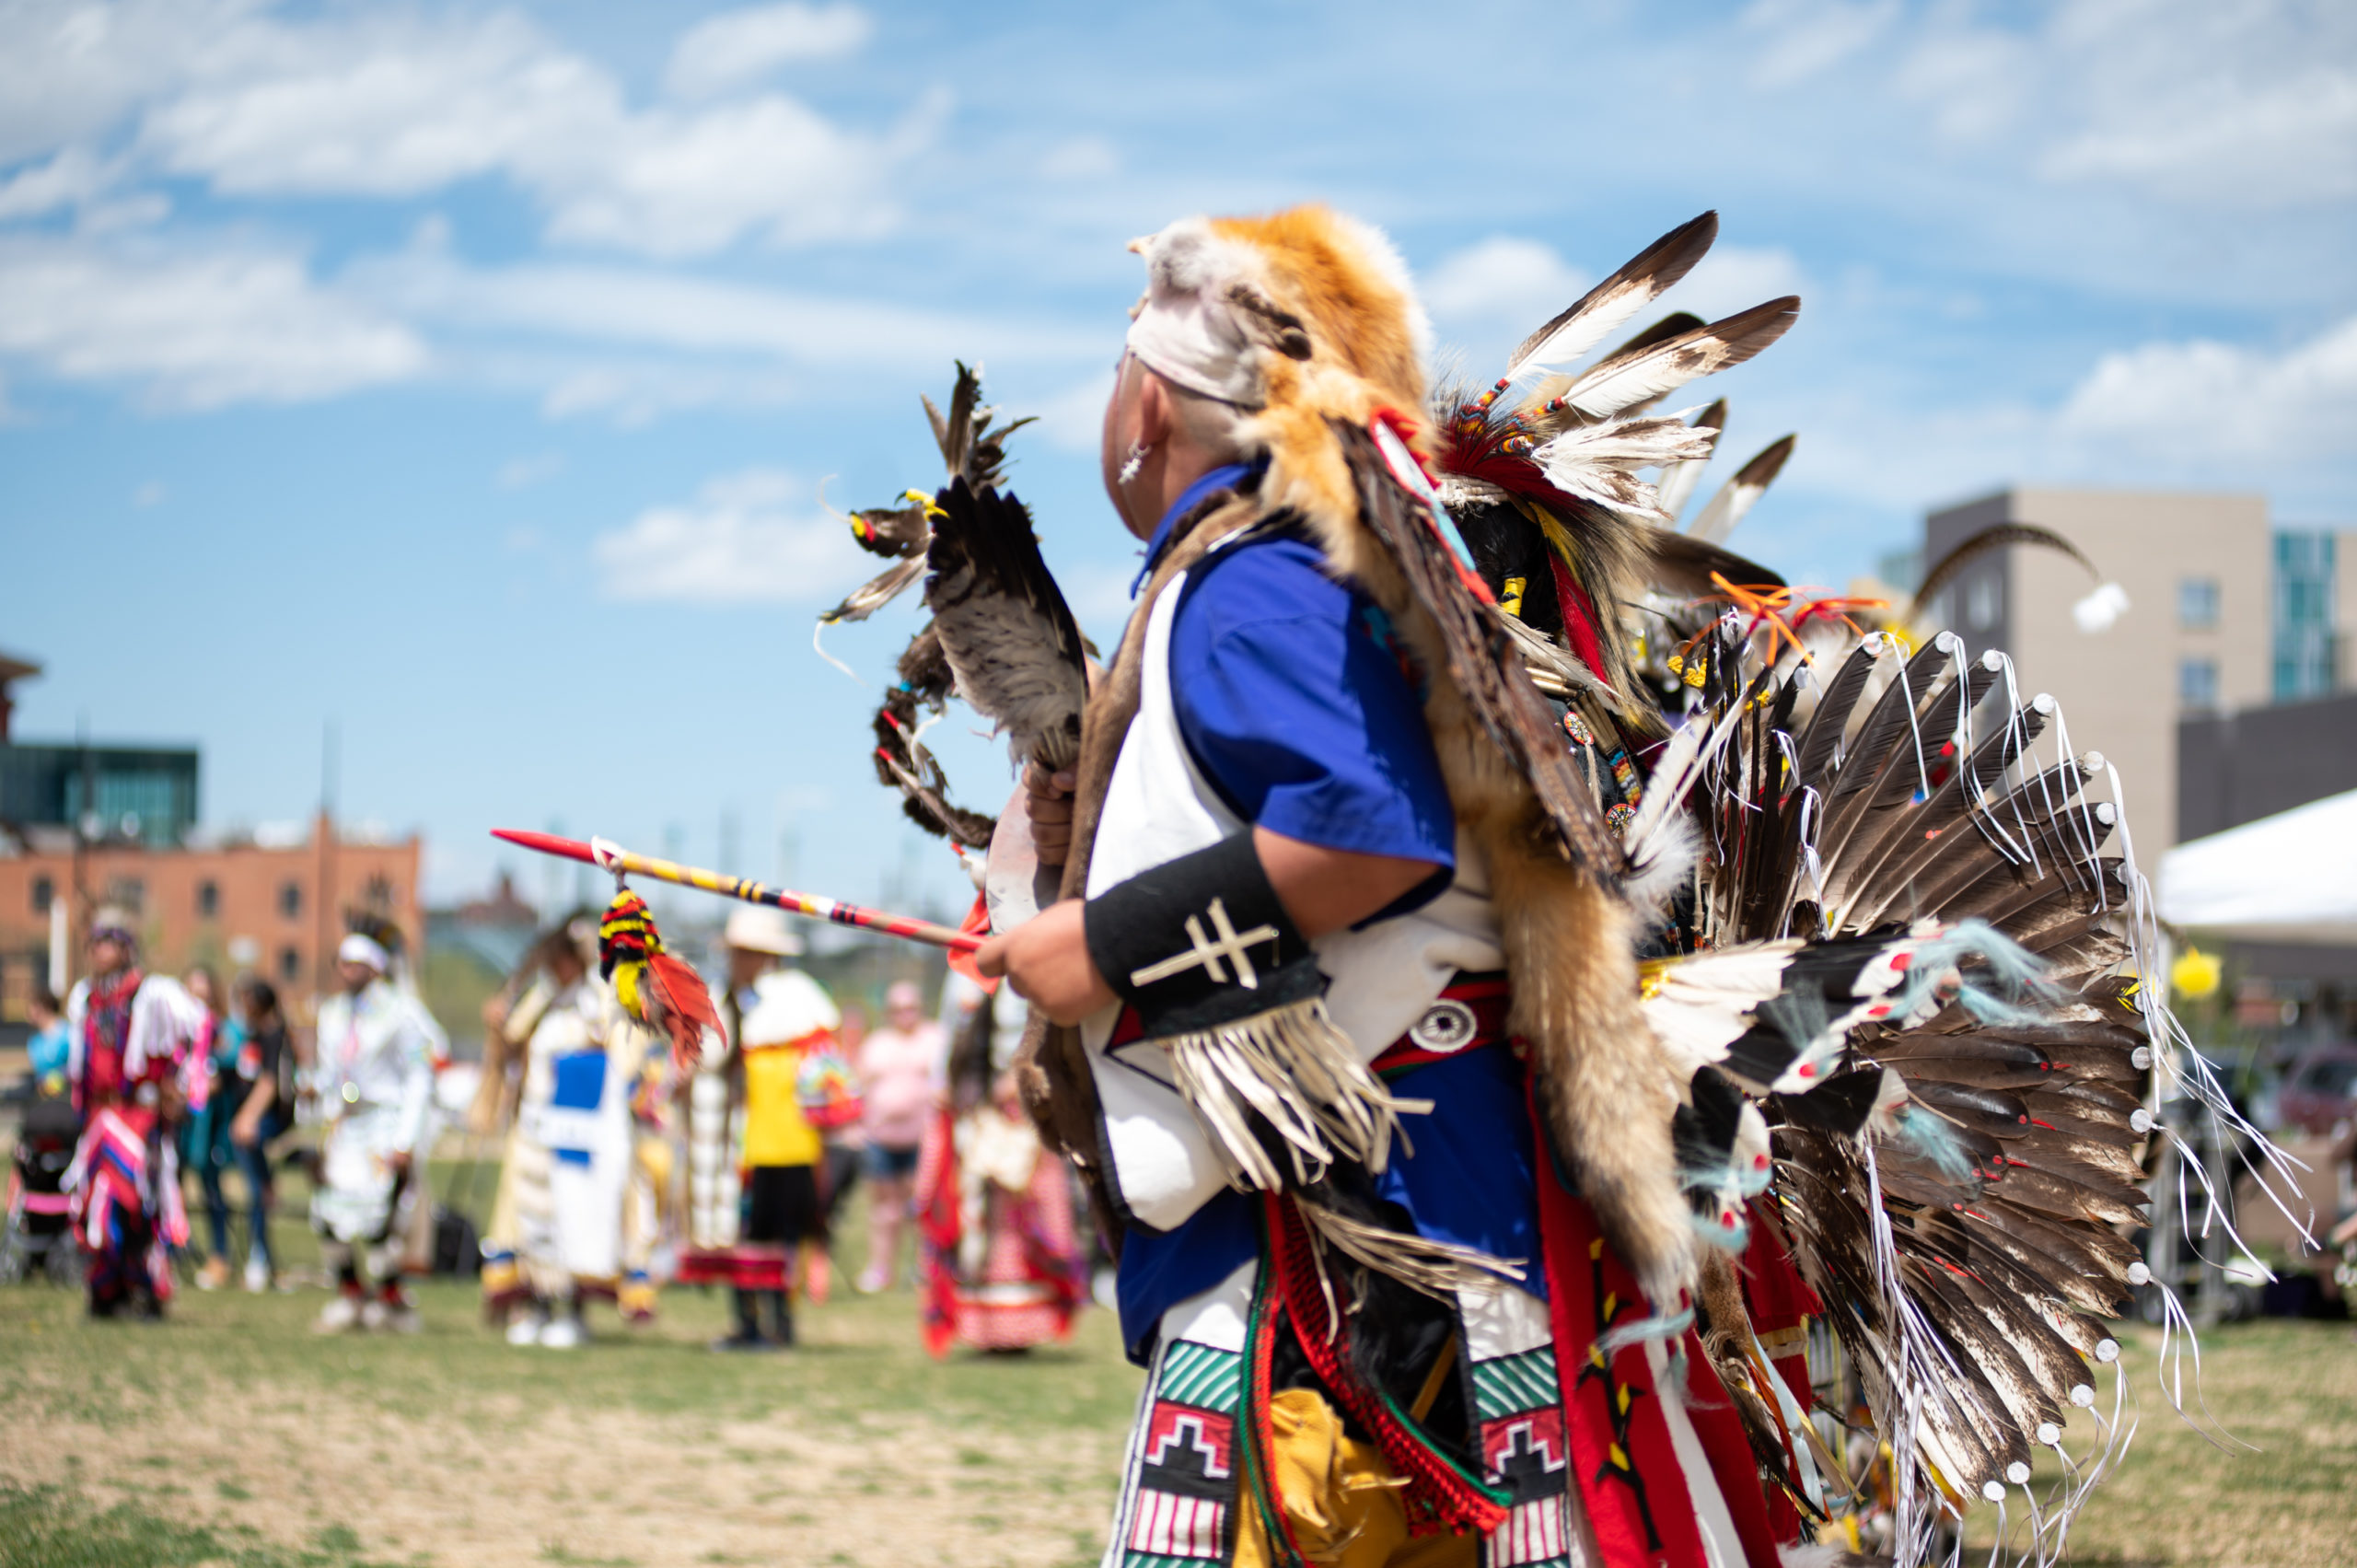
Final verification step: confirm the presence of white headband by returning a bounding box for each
[338,933,389,972]
[1125,218,1267,410]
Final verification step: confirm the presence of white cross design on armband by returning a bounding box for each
[1127,897,1281,991]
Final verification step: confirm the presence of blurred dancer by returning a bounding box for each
[477,913,656,1344]
[854,980,944,1293]
[682,907,839,1351]
[914,980,1079,1355]
[309,930,441,1333]
[62,908,207,1318]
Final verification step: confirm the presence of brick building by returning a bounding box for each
[0,813,421,1017]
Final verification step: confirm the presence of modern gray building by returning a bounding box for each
[1918,488,2355,853]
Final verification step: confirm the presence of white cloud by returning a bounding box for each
[1030,369,1113,453]
[1887,0,2357,208]
[538,90,934,256]
[2,1,928,258]
[138,11,598,197]
[535,361,806,427]
[1421,237,1587,328]
[349,242,1100,370]
[592,468,865,603]
[1740,0,1899,89]
[665,4,873,99]
[1058,561,1143,644]
[132,480,165,506]
[0,233,426,409]
[1673,245,1808,322]
[2039,59,2357,208]
[0,0,247,165]
[2058,314,2357,465]
[495,452,563,491]
[0,145,119,219]
[0,217,1100,420]
[1039,134,1119,181]
[1727,0,2357,211]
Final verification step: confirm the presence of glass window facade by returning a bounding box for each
[2273,531,2338,702]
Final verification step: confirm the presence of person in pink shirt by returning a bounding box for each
[853,981,943,1293]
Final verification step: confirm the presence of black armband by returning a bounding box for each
[1083,833,1322,1039]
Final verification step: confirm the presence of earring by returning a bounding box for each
[1117,440,1151,485]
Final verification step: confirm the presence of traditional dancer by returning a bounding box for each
[616,1014,678,1324]
[476,913,656,1345]
[62,908,206,1318]
[827,203,2221,1568]
[915,979,1082,1355]
[681,906,841,1351]
[309,927,444,1333]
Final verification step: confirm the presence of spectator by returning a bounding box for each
[181,966,239,1291]
[855,980,945,1294]
[226,976,294,1293]
[819,1003,870,1251]
[25,985,69,1099]
[681,907,840,1352]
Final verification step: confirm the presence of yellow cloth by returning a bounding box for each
[1234,1388,1478,1568]
[741,1043,821,1167]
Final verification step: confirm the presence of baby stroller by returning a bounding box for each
[1,1098,84,1285]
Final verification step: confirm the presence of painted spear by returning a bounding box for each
[490,828,983,954]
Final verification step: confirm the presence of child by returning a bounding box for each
[25,986,70,1099]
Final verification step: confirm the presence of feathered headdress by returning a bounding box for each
[1430,213,1801,702]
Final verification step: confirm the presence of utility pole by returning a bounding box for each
[316,721,339,994]
[70,711,92,990]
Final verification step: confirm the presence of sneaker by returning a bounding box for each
[379,1301,424,1335]
[195,1258,232,1292]
[537,1316,585,1350]
[314,1295,362,1334]
[358,1297,389,1331]
[855,1268,889,1295]
[709,1328,774,1353]
[243,1258,272,1295]
[505,1308,549,1347]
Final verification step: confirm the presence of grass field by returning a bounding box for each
[2,1175,2352,1567]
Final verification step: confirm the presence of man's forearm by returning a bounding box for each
[1251,828,1443,939]
[980,829,1446,1025]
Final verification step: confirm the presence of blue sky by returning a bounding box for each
[4,0,2352,914]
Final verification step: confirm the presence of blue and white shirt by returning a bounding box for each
[1108,468,1541,1362]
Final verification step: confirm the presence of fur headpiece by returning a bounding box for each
[1129,206,1431,532]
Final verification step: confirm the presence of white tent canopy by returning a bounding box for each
[2157,787,2357,945]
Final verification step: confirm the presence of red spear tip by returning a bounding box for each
[490,827,598,864]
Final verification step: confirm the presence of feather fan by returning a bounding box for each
[924,476,1088,774]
